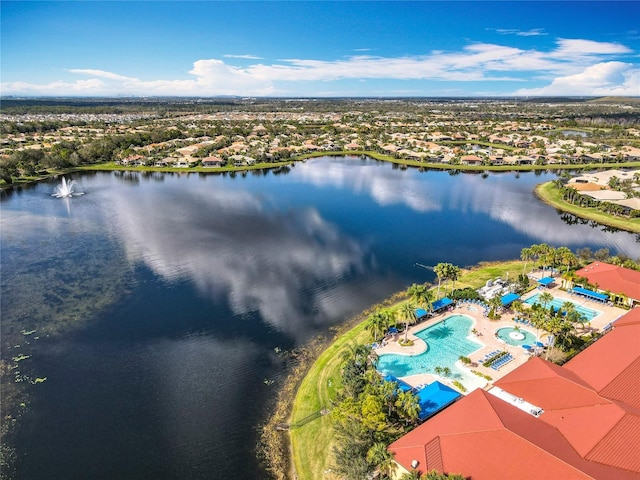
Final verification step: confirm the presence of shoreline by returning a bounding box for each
[3,151,640,191]
[265,260,526,480]
[534,181,640,234]
[259,289,410,480]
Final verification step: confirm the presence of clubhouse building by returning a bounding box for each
[389,307,640,479]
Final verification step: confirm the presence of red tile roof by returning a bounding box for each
[389,309,640,480]
[575,262,640,300]
[389,389,611,480]
[564,319,640,394]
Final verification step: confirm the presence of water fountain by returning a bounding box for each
[52,177,84,198]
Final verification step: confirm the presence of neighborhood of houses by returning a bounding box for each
[2,104,640,171]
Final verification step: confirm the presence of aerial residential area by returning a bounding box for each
[2,98,640,172]
[2,1,640,480]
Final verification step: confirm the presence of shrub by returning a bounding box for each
[452,380,467,392]
[471,370,492,381]
[459,356,472,365]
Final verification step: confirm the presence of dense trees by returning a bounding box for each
[331,340,423,479]
[433,263,461,298]
[558,184,639,218]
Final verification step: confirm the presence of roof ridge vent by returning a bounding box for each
[488,386,544,418]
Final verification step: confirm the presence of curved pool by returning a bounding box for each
[376,314,482,378]
[496,327,537,346]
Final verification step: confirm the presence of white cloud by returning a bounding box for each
[493,28,548,37]
[515,62,640,96]
[67,69,134,81]
[553,38,632,56]
[223,54,264,60]
[1,38,636,96]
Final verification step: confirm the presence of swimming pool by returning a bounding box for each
[496,327,537,346]
[376,315,482,378]
[523,293,600,321]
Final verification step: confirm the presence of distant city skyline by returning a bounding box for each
[1,1,639,97]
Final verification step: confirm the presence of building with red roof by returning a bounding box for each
[388,308,640,479]
[574,262,640,307]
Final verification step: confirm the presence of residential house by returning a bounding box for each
[201,156,225,167]
[460,155,483,166]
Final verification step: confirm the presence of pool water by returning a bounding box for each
[496,327,537,346]
[376,315,482,378]
[523,293,600,321]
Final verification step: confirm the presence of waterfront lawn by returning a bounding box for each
[290,321,369,480]
[455,260,526,291]
[536,181,640,234]
[290,260,526,480]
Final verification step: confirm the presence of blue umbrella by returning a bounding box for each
[535,342,544,348]
[522,344,532,349]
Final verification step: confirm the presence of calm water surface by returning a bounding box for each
[1,157,638,479]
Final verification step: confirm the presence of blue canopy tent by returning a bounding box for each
[415,308,429,319]
[571,286,608,302]
[431,297,454,312]
[537,277,555,287]
[414,381,461,421]
[501,292,520,307]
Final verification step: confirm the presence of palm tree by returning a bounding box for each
[538,292,554,310]
[367,442,397,479]
[530,243,551,275]
[433,263,450,299]
[448,265,461,296]
[529,308,548,354]
[407,283,435,313]
[378,380,399,416]
[556,246,577,274]
[366,311,388,343]
[400,470,423,480]
[561,301,585,325]
[488,295,502,317]
[395,390,421,424]
[511,300,524,318]
[521,246,533,275]
[424,471,466,480]
[398,302,418,342]
[341,342,370,364]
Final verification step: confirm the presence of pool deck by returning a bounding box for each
[375,285,627,391]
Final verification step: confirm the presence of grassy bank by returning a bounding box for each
[4,153,640,191]
[288,260,526,480]
[535,181,640,234]
[294,151,640,172]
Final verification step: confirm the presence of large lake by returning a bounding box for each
[1,156,638,479]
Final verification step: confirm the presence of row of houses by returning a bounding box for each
[118,154,255,168]
[567,169,640,216]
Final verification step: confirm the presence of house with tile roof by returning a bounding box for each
[388,308,640,479]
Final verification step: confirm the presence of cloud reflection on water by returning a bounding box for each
[109,182,369,338]
[295,159,639,257]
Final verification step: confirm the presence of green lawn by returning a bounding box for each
[289,260,526,480]
[535,181,640,234]
[290,321,369,480]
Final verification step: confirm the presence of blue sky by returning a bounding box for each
[1,1,639,97]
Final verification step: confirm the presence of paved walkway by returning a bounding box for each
[374,286,627,391]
